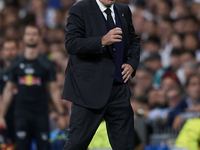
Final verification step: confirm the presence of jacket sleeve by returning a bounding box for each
[65,5,104,55]
[125,6,140,77]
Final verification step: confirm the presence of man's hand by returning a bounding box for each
[122,64,134,83]
[57,116,67,130]
[0,116,7,129]
[102,27,122,46]
[48,81,67,129]
[172,115,182,131]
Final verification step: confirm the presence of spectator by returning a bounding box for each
[0,38,19,146]
[148,88,166,109]
[140,36,161,62]
[155,0,172,18]
[183,16,199,34]
[173,17,186,35]
[131,96,150,118]
[183,33,199,52]
[49,107,69,150]
[177,61,197,85]
[131,64,153,97]
[175,118,200,150]
[172,74,200,130]
[142,20,157,39]
[170,4,190,19]
[161,72,181,92]
[169,34,182,49]
[144,52,162,73]
[184,74,200,111]
[180,50,196,65]
[51,49,68,73]
[165,86,187,127]
[191,0,200,21]
[38,39,50,55]
[148,86,184,121]
[156,19,173,47]
[153,48,182,88]
[143,36,161,52]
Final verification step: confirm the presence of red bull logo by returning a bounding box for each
[19,75,41,86]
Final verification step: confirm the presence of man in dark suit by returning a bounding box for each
[62,0,140,149]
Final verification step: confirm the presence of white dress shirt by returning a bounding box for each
[96,0,116,24]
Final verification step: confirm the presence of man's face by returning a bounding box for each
[3,41,18,61]
[99,0,116,7]
[148,90,165,108]
[161,77,177,92]
[170,55,180,71]
[135,70,153,90]
[187,76,200,100]
[144,60,161,73]
[24,26,40,48]
[167,90,182,108]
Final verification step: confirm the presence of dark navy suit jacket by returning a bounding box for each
[62,0,140,109]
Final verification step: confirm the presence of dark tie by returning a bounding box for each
[105,8,115,29]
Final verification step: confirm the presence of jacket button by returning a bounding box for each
[113,48,115,51]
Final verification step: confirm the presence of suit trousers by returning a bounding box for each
[62,83,134,150]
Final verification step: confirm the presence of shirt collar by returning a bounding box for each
[96,0,114,13]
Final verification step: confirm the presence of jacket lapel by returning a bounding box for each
[90,0,108,36]
[90,0,114,57]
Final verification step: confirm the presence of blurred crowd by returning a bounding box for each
[131,0,200,130]
[0,0,200,149]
